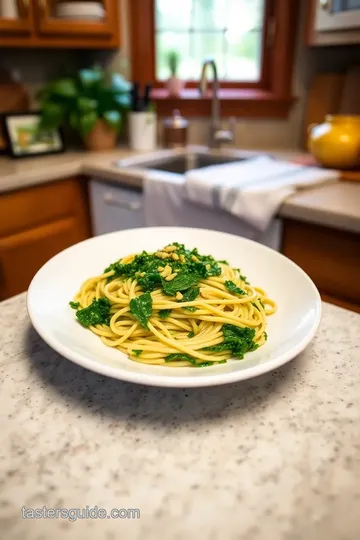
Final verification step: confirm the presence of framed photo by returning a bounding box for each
[2,112,65,159]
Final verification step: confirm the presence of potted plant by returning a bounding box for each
[37,68,131,152]
[166,50,183,97]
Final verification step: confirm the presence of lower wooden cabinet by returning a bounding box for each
[0,177,91,301]
[282,218,360,313]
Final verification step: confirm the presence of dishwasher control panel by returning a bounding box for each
[89,179,145,236]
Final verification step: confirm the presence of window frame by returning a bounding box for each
[129,0,298,118]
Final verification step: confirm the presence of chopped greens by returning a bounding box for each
[159,309,172,319]
[69,301,80,310]
[104,243,221,296]
[202,324,258,359]
[76,297,111,327]
[240,274,250,285]
[218,260,229,265]
[180,287,200,312]
[181,287,200,302]
[162,273,199,296]
[130,292,153,330]
[165,353,224,368]
[132,349,143,357]
[225,280,246,296]
[188,331,195,338]
[263,331,268,341]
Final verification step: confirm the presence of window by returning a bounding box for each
[130,0,298,118]
[155,0,265,82]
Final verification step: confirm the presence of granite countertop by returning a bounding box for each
[1,294,360,540]
[0,147,360,234]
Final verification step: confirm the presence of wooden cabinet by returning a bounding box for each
[0,0,120,49]
[306,0,360,45]
[282,218,360,313]
[0,0,33,36]
[0,178,91,301]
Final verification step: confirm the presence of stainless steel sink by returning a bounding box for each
[133,152,245,174]
[112,148,259,184]
[141,153,244,174]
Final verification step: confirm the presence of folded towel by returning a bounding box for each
[144,168,283,251]
[185,156,340,231]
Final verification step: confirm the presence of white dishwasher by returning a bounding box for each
[89,179,145,236]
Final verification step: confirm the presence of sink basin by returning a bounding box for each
[124,152,245,175]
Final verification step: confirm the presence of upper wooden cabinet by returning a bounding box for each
[0,0,120,49]
[307,0,360,45]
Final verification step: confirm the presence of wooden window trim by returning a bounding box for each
[130,0,298,118]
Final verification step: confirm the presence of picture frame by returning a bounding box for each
[2,111,65,159]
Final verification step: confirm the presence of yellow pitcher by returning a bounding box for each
[308,115,360,170]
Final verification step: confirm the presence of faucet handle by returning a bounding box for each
[214,117,236,145]
[228,116,236,141]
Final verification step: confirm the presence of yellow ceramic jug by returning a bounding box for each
[308,115,360,169]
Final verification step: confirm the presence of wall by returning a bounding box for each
[1,0,359,151]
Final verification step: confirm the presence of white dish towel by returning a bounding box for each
[185,156,339,232]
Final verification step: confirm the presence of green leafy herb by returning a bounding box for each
[181,287,200,302]
[218,260,229,265]
[132,349,143,357]
[165,353,222,368]
[138,272,162,292]
[69,301,80,310]
[225,280,246,296]
[263,331,268,341]
[162,273,200,296]
[104,244,222,299]
[240,274,250,285]
[188,331,195,338]
[76,298,111,327]
[159,309,172,319]
[180,287,200,312]
[130,292,153,330]
[203,324,258,359]
[165,353,195,363]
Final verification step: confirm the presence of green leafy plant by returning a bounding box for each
[37,68,131,138]
[167,50,180,77]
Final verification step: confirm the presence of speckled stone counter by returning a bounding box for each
[1,295,360,540]
[1,148,360,234]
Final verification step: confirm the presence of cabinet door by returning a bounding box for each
[0,0,33,36]
[0,217,86,300]
[35,0,119,39]
[316,0,360,31]
[0,177,91,300]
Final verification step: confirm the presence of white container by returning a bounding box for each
[128,111,157,152]
[56,2,105,20]
[0,0,18,19]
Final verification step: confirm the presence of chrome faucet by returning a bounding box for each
[199,58,236,149]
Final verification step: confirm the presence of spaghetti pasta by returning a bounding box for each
[70,243,276,367]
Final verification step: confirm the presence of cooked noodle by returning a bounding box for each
[70,244,276,367]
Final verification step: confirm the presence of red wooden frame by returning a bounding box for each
[130,0,298,117]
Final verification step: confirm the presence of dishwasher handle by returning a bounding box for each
[103,192,143,211]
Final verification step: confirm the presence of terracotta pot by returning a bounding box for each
[83,119,117,152]
[166,76,184,97]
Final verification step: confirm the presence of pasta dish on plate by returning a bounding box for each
[69,243,276,367]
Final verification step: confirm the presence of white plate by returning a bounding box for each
[27,228,321,388]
